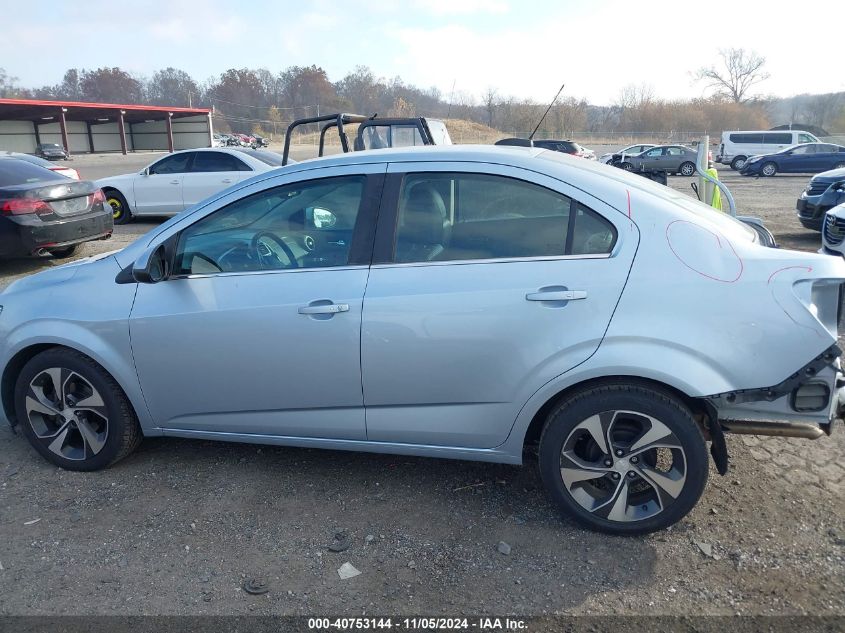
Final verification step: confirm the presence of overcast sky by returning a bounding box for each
[4,0,842,105]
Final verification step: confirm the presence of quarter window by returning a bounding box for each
[392,172,616,264]
[173,176,366,275]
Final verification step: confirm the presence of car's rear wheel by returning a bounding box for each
[679,161,696,177]
[761,162,778,177]
[538,382,709,535]
[105,190,132,225]
[47,244,78,259]
[15,348,142,471]
[730,156,747,170]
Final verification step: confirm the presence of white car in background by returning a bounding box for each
[599,144,656,165]
[0,151,80,179]
[96,148,289,224]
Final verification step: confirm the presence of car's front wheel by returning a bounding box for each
[539,382,708,535]
[105,190,132,225]
[620,162,634,171]
[761,162,778,177]
[15,348,142,471]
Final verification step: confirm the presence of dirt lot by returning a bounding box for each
[0,152,842,618]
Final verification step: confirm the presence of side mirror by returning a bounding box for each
[141,168,150,176]
[132,243,169,283]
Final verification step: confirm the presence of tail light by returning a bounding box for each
[91,189,106,210]
[0,198,52,216]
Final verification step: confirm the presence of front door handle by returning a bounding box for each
[526,290,587,301]
[221,178,233,184]
[298,303,349,315]
[170,179,180,185]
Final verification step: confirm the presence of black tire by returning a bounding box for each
[105,190,132,225]
[15,348,142,471]
[678,161,696,177]
[620,162,634,171]
[730,156,747,170]
[538,382,709,535]
[48,244,78,259]
[760,162,778,177]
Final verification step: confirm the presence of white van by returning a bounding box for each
[717,130,820,170]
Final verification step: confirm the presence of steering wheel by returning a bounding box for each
[250,231,299,269]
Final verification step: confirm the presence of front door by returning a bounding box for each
[134,152,193,215]
[129,166,384,439]
[361,163,637,449]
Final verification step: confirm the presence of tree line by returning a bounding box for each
[1,59,843,140]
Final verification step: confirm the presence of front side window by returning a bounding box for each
[392,172,616,264]
[149,153,192,175]
[798,133,817,144]
[173,175,365,275]
[791,145,814,155]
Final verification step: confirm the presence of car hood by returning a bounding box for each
[1,249,121,296]
[96,173,140,188]
[813,167,845,182]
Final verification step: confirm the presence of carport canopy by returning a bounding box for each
[0,98,212,155]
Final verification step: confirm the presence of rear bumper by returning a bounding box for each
[0,210,113,257]
[710,345,845,438]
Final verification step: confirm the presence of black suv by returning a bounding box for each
[797,168,845,231]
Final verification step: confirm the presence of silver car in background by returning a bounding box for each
[619,144,699,176]
[2,145,843,535]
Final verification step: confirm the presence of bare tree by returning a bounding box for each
[694,48,769,103]
[481,87,498,128]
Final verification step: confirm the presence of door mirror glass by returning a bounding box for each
[308,207,337,229]
[132,243,169,283]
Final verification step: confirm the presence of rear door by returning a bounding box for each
[134,152,193,215]
[361,162,638,448]
[182,151,254,208]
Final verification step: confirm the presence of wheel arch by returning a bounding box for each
[519,375,707,453]
[1,340,154,434]
[101,185,132,211]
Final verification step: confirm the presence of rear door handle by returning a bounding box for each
[526,290,587,301]
[170,180,180,185]
[298,303,349,315]
[221,178,233,184]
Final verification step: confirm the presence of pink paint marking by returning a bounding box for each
[767,266,813,285]
[626,189,631,218]
[665,220,744,283]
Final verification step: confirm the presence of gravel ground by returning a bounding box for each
[0,152,842,617]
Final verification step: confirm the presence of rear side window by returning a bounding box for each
[729,133,765,144]
[764,133,793,144]
[0,159,64,186]
[392,172,616,264]
[192,152,251,172]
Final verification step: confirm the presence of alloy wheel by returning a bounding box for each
[559,410,687,523]
[680,162,695,176]
[761,163,777,176]
[25,367,109,461]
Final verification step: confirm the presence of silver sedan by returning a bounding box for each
[620,144,699,176]
[2,146,843,535]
